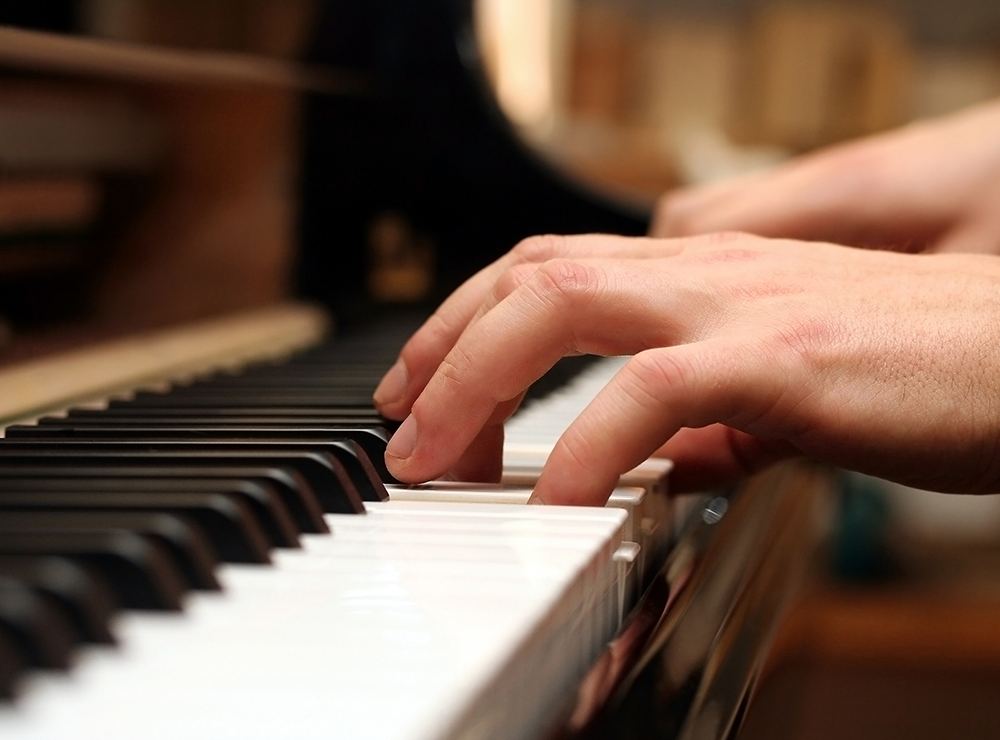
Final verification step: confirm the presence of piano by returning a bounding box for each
[0,2,824,738]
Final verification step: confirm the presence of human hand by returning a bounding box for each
[373,232,1000,505]
[652,100,1000,255]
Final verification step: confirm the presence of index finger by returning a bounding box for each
[383,249,728,485]
[373,235,680,419]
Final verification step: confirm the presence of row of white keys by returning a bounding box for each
[0,500,627,740]
[505,357,632,447]
[503,355,678,559]
[388,483,661,616]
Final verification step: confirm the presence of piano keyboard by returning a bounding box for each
[0,308,675,740]
[503,355,674,497]
[0,501,628,740]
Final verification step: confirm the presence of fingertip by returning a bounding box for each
[373,359,410,418]
[385,414,417,468]
[533,467,614,508]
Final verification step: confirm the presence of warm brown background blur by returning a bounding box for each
[0,1,323,359]
[477,2,1000,738]
[479,0,1000,206]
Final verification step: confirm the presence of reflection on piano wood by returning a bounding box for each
[0,305,825,740]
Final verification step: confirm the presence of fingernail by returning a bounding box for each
[386,414,418,461]
[373,360,409,407]
[527,493,547,505]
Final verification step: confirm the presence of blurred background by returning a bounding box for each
[477,0,1000,204]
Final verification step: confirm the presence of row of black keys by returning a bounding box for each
[0,322,417,699]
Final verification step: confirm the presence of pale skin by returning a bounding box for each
[373,101,1000,506]
[652,99,1000,252]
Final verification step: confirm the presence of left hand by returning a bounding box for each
[651,100,1000,254]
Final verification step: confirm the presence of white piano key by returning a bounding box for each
[386,482,672,607]
[504,356,673,499]
[0,501,627,740]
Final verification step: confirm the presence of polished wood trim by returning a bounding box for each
[0,302,329,425]
[0,25,365,93]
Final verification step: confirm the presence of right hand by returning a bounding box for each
[374,232,1000,503]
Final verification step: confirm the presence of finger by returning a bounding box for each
[650,173,767,237]
[469,236,682,332]
[651,425,798,493]
[373,254,523,419]
[530,340,793,506]
[660,166,874,241]
[653,144,945,250]
[446,414,507,482]
[935,213,1000,254]
[384,255,708,483]
[373,234,682,419]
[434,393,524,483]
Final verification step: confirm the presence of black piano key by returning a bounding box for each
[332,438,387,500]
[0,557,117,646]
[43,413,391,427]
[22,420,391,453]
[148,377,382,391]
[0,469,303,548]
[191,358,392,374]
[132,390,380,403]
[175,383,380,395]
[0,451,340,527]
[39,409,402,440]
[108,393,377,408]
[0,512,219,594]
[0,491,271,565]
[208,354,391,369]
[64,406,385,419]
[0,443,360,517]
[0,531,185,611]
[5,427,396,490]
[167,363,388,379]
[0,316,419,706]
[0,576,81,670]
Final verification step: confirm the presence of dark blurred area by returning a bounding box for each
[295,0,647,327]
[0,0,75,33]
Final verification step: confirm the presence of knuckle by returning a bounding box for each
[770,315,833,361]
[529,258,599,308]
[555,422,604,475]
[492,262,538,301]
[511,234,570,264]
[413,347,474,418]
[401,311,450,364]
[622,350,692,402]
[683,231,758,253]
[437,345,475,387]
[408,388,438,422]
